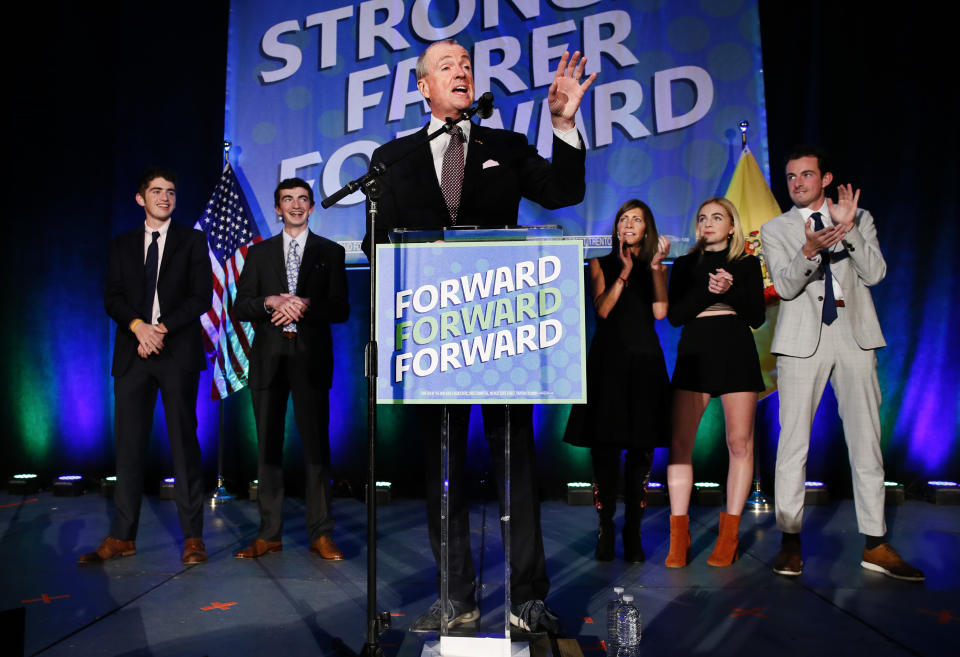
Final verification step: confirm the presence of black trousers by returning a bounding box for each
[419,404,549,607]
[251,352,333,543]
[112,353,203,541]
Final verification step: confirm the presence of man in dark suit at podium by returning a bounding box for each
[233,178,349,561]
[362,40,596,634]
[80,168,212,566]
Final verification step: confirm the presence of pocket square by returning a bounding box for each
[482,159,499,169]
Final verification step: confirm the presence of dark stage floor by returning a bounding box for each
[1,490,956,656]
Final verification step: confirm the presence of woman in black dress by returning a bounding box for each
[664,197,765,568]
[564,199,670,562]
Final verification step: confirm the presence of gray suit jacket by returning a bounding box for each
[761,206,886,357]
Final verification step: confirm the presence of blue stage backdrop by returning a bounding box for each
[225,0,769,263]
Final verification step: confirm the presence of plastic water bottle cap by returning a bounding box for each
[614,586,624,594]
[622,594,634,602]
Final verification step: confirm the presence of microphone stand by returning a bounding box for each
[321,96,493,657]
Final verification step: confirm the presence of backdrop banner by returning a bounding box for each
[376,240,586,404]
[226,0,769,263]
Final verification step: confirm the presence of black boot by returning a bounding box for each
[594,482,616,561]
[622,448,653,563]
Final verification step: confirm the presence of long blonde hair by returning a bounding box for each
[693,197,746,261]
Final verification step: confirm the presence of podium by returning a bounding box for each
[376,227,586,657]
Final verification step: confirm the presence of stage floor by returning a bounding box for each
[1,491,956,656]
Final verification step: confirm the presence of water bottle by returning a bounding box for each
[606,586,625,654]
[615,594,641,657]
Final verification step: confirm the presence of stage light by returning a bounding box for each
[53,475,85,497]
[884,481,905,505]
[366,480,392,505]
[100,476,117,498]
[159,477,176,500]
[925,480,960,505]
[646,481,668,506]
[693,481,722,506]
[8,474,39,494]
[804,480,829,505]
[565,481,593,506]
[248,479,259,501]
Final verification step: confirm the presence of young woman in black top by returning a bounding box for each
[564,200,670,561]
[664,197,766,568]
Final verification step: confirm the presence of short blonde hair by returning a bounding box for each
[693,197,746,261]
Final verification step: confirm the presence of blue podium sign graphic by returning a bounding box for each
[376,241,585,404]
[226,1,769,264]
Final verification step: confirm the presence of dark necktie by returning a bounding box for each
[142,230,160,322]
[811,212,837,325]
[441,126,465,224]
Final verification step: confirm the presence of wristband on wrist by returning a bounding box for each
[129,319,143,332]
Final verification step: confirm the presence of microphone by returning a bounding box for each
[476,92,495,119]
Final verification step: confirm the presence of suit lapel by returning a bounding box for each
[298,231,322,294]
[461,122,487,215]
[157,221,182,283]
[416,125,447,222]
[267,233,287,289]
[126,228,146,291]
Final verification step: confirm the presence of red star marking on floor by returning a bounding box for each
[729,606,768,619]
[918,608,959,624]
[1,498,39,509]
[583,616,594,623]
[390,612,405,617]
[22,593,70,604]
[201,601,237,611]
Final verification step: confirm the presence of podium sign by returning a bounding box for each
[376,240,586,404]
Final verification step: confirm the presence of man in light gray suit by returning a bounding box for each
[761,146,923,581]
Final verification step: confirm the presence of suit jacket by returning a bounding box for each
[761,206,886,358]
[105,221,213,376]
[233,231,349,390]
[361,122,586,257]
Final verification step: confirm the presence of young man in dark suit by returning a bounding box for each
[361,40,595,633]
[233,178,349,561]
[80,168,213,565]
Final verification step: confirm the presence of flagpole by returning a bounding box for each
[737,120,772,512]
[209,140,235,507]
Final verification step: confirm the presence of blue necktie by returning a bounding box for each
[142,231,160,322]
[284,241,300,333]
[811,212,837,325]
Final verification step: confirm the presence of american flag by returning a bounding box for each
[195,163,262,400]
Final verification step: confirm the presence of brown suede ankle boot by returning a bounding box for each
[706,512,741,567]
[664,515,690,568]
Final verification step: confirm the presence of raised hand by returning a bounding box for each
[652,235,671,269]
[547,51,598,131]
[617,240,633,278]
[827,183,861,228]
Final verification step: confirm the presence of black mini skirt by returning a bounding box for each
[671,315,764,396]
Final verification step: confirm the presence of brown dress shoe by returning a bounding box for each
[772,542,803,576]
[310,536,344,560]
[861,543,925,581]
[235,539,282,559]
[78,536,136,564]
[182,538,208,565]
